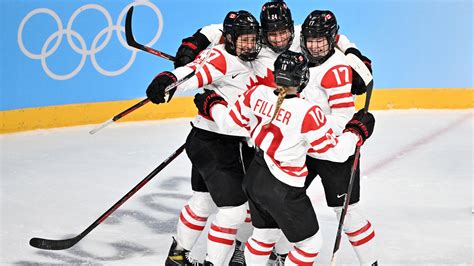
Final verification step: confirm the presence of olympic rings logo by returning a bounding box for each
[17,0,163,80]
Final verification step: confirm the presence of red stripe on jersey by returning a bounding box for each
[235,101,250,122]
[313,143,336,154]
[184,205,208,222]
[208,234,234,245]
[346,221,372,237]
[245,242,274,256]
[350,231,375,246]
[251,238,276,248]
[310,135,328,147]
[203,65,212,84]
[295,247,318,257]
[243,87,258,107]
[287,252,314,266]
[329,92,353,102]
[208,49,227,75]
[336,34,340,44]
[196,72,204,87]
[210,224,237,235]
[179,213,205,231]
[330,102,355,109]
[245,217,252,223]
[268,156,307,177]
[230,110,247,128]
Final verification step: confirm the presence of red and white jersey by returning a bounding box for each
[196,23,357,97]
[172,44,256,136]
[211,85,359,187]
[301,49,355,136]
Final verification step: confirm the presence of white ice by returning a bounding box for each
[1,110,473,265]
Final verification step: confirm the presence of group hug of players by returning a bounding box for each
[145,1,377,265]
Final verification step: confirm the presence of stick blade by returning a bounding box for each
[125,6,138,47]
[345,53,373,86]
[29,237,78,250]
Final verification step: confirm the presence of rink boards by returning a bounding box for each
[1,88,473,133]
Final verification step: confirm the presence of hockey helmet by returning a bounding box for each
[223,10,261,61]
[300,10,339,65]
[273,50,309,92]
[260,1,294,53]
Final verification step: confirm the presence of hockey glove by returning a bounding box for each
[344,109,375,146]
[146,71,177,104]
[194,89,227,120]
[174,32,211,68]
[345,47,372,95]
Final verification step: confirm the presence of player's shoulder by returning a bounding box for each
[328,49,349,65]
[201,45,232,74]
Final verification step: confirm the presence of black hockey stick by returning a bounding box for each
[89,32,217,135]
[330,55,374,265]
[29,143,186,250]
[125,6,175,62]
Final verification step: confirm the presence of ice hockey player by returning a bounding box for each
[173,0,372,97]
[145,10,261,266]
[193,50,375,265]
[299,10,378,266]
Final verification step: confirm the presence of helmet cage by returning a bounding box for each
[260,1,294,53]
[300,10,339,65]
[223,11,262,61]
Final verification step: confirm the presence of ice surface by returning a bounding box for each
[1,110,472,265]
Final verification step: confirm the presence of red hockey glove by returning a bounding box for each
[344,109,375,146]
[193,89,227,120]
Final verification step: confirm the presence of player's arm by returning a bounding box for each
[193,87,255,133]
[174,24,223,68]
[321,64,356,135]
[146,48,227,105]
[302,105,357,162]
[302,106,374,162]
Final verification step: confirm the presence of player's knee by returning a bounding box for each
[251,228,282,244]
[188,192,216,217]
[214,202,248,227]
[333,203,368,232]
[289,230,322,263]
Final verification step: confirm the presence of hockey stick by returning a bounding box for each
[330,56,374,266]
[89,6,218,135]
[125,6,175,62]
[29,143,186,250]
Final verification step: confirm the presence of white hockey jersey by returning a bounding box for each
[195,23,357,92]
[301,49,356,136]
[171,44,256,136]
[211,85,359,187]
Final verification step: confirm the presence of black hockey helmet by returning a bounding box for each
[223,10,261,61]
[260,1,294,53]
[300,10,339,65]
[273,50,309,92]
